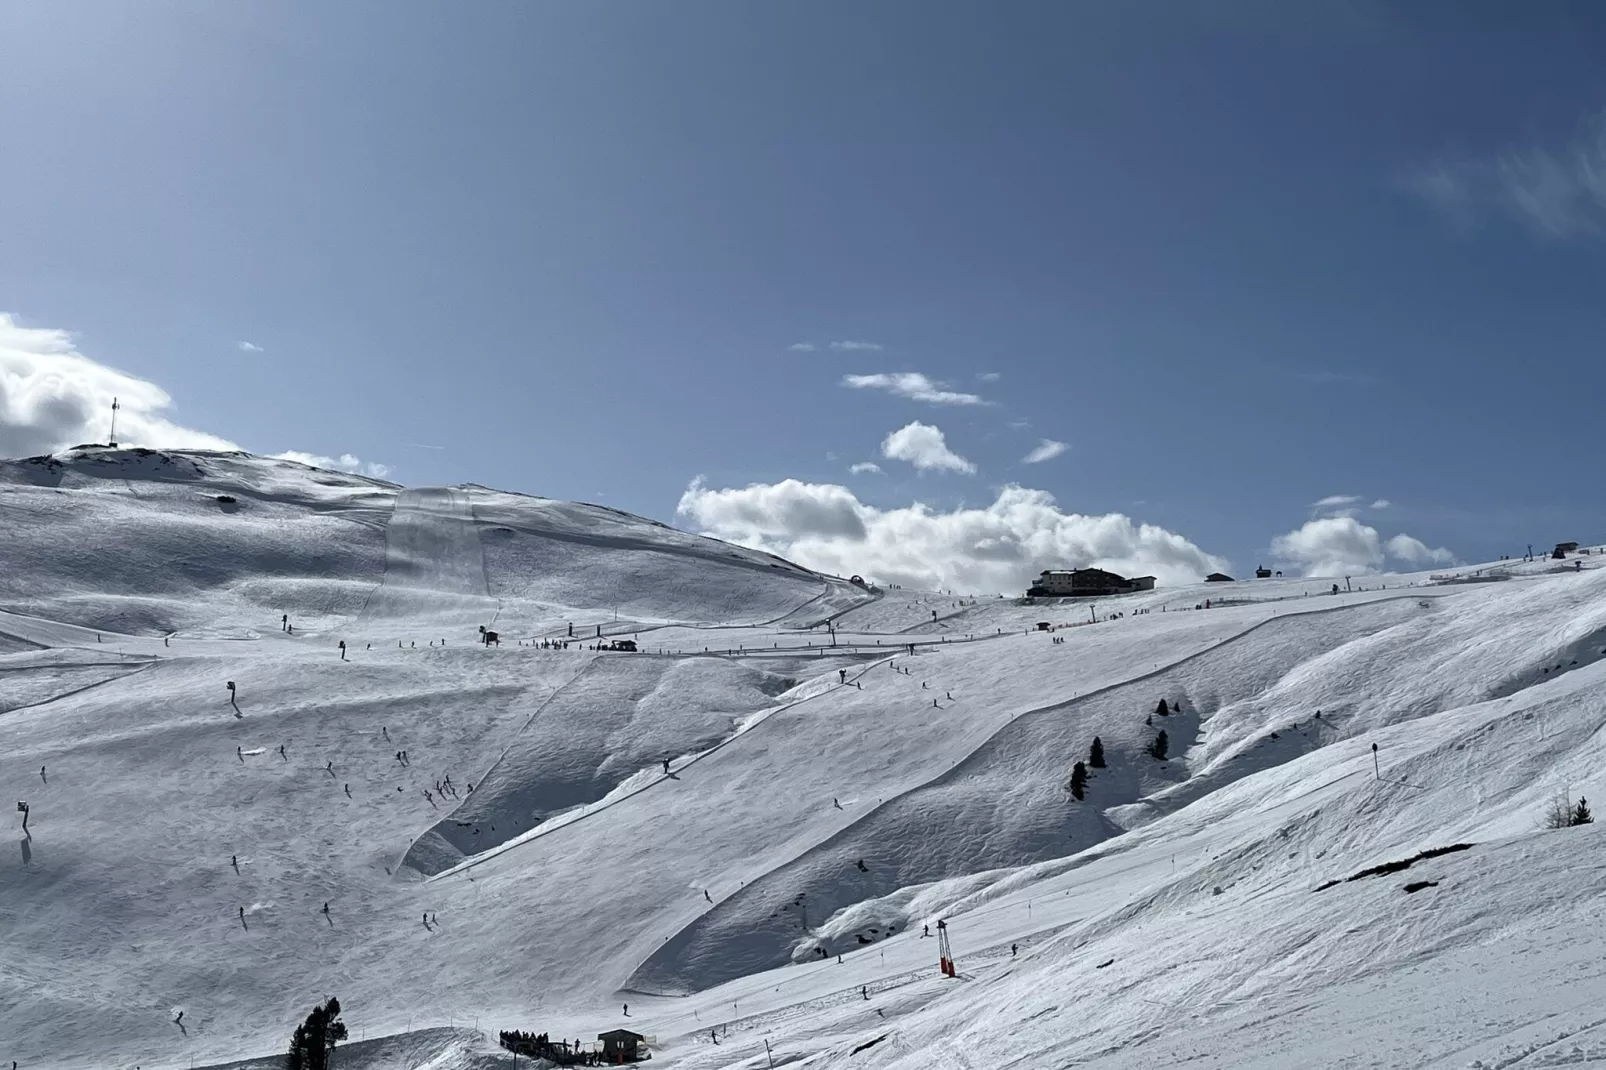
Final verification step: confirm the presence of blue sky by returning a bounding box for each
[4,1,1606,589]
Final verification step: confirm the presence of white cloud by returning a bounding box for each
[829,340,883,352]
[842,372,987,406]
[270,450,392,480]
[1271,516,1455,577]
[0,313,239,457]
[1270,517,1383,577]
[1008,417,1031,431]
[236,341,264,353]
[0,311,388,478]
[1371,499,1391,509]
[881,421,976,474]
[1022,439,1068,464]
[976,372,1001,382]
[1409,110,1606,239]
[849,462,883,475]
[787,343,816,352]
[678,479,1228,594]
[1384,533,1454,567]
[1312,494,1362,509]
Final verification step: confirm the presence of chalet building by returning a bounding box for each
[1205,572,1234,583]
[1027,568,1156,598]
[1254,566,1273,578]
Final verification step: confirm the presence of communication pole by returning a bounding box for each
[108,397,120,447]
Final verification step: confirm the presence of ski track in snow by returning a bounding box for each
[3,449,1606,1070]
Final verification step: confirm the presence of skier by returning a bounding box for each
[662,758,670,775]
[861,985,868,1000]
[838,668,847,684]
[321,902,329,915]
[423,912,429,926]
[231,854,237,868]
[833,797,842,809]
[1012,943,1018,957]
[175,1011,183,1024]
[282,614,287,632]
[39,765,44,780]
[238,906,245,922]
[382,726,389,740]
[704,890,712,903]
[236,746,243,762]
[922,923,929,937]
[623,1003,629,1017]
[344,784,351,798]
[326,760,334,775]
[279,744,286,760]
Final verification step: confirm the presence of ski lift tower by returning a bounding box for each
[936,918,956,977]
[107,397,120,448]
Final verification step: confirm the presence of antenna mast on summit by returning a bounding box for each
[108,397,120,447]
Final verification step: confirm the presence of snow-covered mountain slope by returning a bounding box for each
[3,449,1605,1070]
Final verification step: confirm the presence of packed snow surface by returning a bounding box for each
[3,448,1605,1070]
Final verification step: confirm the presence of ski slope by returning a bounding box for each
[2,448,1605,1070]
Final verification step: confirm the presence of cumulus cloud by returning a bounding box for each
[0,313,239,458]
[1271,516,1454,576]
[842,372,987,406]
[1408,110,1606,239]
[270,450,392,480]
[829,340,883,352]
[0,312,388,477]
[881,421,976,474]
[849,462,883,475]
[1384,534,1454,566]
[678,479,1228,594]
[1022,439,1068,464]
[236,341,264,353]
[1371,499,1391,509]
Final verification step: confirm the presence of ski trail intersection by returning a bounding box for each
[2,449,1605,1069]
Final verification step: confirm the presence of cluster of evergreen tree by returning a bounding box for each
[286,997,347,1070]
[1070,736,1106,801]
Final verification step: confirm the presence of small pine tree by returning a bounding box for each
[1155,698,1170,716]
[1089,736,1106,768]
[1148,730,1169,761]
[1069,761,1088,801]
[1574,797,1594,825]
[286,997,346,1070]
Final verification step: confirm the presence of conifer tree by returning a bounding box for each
[1574,797,1594,825]
[1089,736,1106,768]
[1069,761,1088,801]
[286,997,347,1070]
[1155,698,1170,716]
[1149,730,1169,761]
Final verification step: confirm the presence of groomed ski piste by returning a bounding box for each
[3,447,1605,1070]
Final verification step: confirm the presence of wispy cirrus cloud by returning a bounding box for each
[849,461,883,475]
[787,342,816,353]
[1022,438,1067,464]
[842,372,987,406]
[236,341,264,353]
[829,340,883,352]
[881,421,975,474]
[976,372,1001,382]
[1407,109,1606,239]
